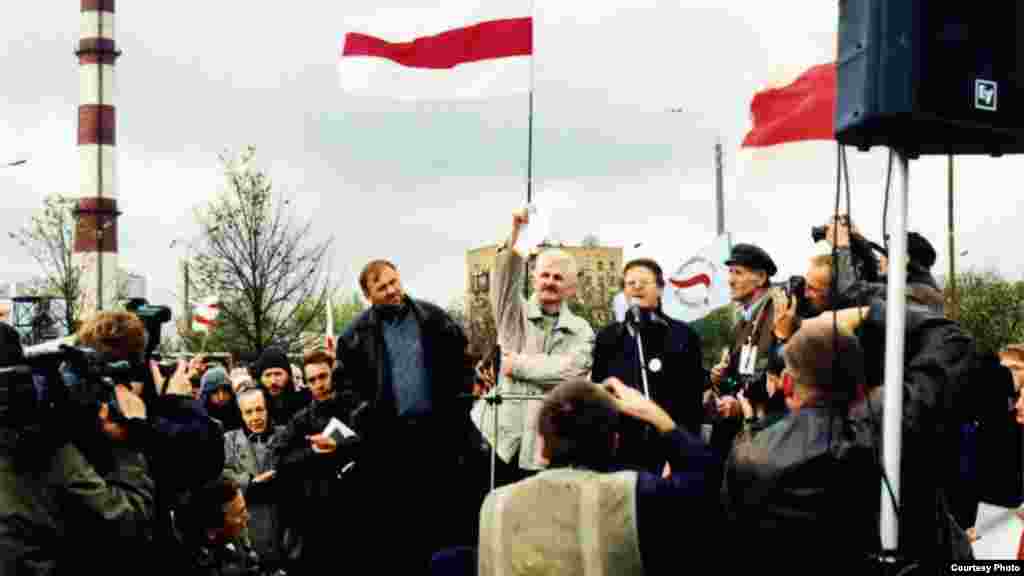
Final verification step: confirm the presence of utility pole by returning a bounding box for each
[947,154,958,320]
[715,141,725,236]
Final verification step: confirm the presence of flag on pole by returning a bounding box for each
[741,62,836,148]
[325,299,336,353]
[661,234,733,323]
[339,3,532,100]
[192,297,220,333]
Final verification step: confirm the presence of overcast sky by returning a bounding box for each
[2,1,1021,316]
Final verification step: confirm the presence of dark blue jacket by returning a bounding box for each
[592,310,705,472]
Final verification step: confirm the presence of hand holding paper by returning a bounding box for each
[308,434,337,454]
[309,417,358,453]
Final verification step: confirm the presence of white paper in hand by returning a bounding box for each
[973,502,1024,559]
[322,417,357,440]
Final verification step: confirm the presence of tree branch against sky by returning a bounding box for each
[190,146,335,353]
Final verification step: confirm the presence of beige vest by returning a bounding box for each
[479,468,643,576]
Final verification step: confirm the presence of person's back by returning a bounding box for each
[722,318,880,571]
[725,407,878,565]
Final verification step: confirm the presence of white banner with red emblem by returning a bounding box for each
[660,233,732,323]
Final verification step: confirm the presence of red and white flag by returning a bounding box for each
[192,297,220,333]
[741,62,836,148]
[325,298,335,353]
[339,3,533,100]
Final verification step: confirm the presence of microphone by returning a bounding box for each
[627,299,648,329]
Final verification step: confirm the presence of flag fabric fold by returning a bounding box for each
[342,17,532,70]
[339,4,532,101]
[192,297,220,333]
[741,62,836,148]
[325,298,335,353]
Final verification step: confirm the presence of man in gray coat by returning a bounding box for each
[223,384,290,571]
[472,208,596,478]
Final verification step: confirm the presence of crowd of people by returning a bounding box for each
[0,209,1021,575]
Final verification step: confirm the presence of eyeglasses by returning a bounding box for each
[624,280,655,290]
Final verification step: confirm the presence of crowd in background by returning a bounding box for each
[2,209,1023,576]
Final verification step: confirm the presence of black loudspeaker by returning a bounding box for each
[836,1,1024,157]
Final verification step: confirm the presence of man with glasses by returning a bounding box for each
[771,253,835,344]
[591,258,704,474]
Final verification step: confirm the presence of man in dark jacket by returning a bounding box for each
[0,322,155,575]
[824,217,945,313]
[591,258,704,473]
[838,299,983,562]
[274,349,359,574]
[722,316,879,571]
[255,349,311,427]
[77,311,226,559]
[336,259,471,574]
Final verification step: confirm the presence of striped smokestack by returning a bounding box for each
[75,0,120,312]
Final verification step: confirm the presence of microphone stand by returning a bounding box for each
[635,327,651,399]
[628,308,651,399]
[460,388,546,492]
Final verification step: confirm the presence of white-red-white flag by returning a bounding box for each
[339,3,532,100]
[325,299,335,352]
[192,297,220,333]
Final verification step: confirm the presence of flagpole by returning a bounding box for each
[523,3,535,301]
[526,0,535,205]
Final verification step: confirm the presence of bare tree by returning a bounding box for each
[189,146,334,353]
[9,194,85,333]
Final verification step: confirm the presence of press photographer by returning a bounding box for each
[819,215,944,312]
[0,322,154,574]
[71,308,226,558]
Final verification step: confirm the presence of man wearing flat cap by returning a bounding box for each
[707,243,782,454]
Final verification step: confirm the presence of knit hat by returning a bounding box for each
[200,366,230,397]
[255,348,292,383]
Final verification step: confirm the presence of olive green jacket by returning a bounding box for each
[0,429,154,575]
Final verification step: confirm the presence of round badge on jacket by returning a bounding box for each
[648,358,662,373]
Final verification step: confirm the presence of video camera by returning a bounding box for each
[2,299,173,429]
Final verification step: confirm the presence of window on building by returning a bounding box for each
[475,271,490,293]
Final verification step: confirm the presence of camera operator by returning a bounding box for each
[821,216,944,313]
[76,311,226,560]
[0,322,155,574]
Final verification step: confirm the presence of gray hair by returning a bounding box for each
[535,249,578,286]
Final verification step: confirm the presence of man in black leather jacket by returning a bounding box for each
[275,349,359,574]
[721,316,879,571]
[336,259,471,574]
